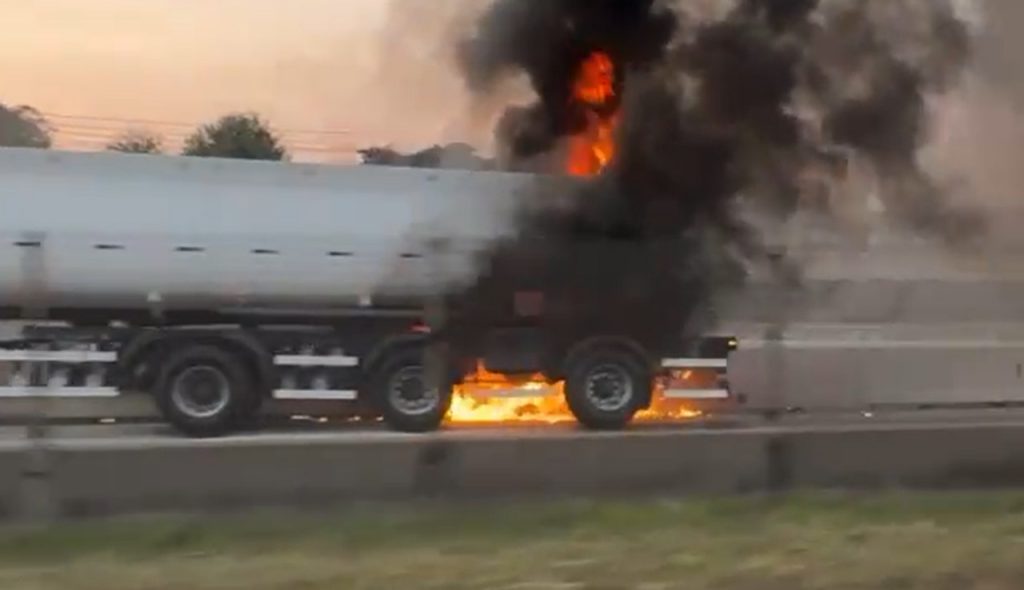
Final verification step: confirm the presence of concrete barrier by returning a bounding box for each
[779,425,1024,489]
[422,431,770,498]
[0,444,22,520]
[47,438,426,517]
[3,424,1024,520]
[32,431,770,517]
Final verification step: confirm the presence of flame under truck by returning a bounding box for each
[0,147,734,436]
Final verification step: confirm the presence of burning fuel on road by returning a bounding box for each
[448,360,703,424]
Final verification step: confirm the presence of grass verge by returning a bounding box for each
[2,492,1024,589]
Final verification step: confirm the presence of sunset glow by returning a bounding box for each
[0,0,480,162]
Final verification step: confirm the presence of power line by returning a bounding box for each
[56,125,358,144]
[59,135,357,150]
[52,123,362,150]
[39,111,373,163]
[57,132,361,154]
[40,111,354,137]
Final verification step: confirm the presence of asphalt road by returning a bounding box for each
[5,406,1024,448]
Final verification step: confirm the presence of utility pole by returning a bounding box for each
[423,239,451,412]
[18,232,55,523]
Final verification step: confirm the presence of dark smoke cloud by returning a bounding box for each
[459,0,676,165]
[444,0,983,349]
[807,1,980,239]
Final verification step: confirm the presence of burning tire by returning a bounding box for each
[155,345,257,438]
[367,349,452,433]
[564,347,649,430]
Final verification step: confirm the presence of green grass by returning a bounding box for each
[3,492,1024,589]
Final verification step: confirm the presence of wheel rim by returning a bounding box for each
[387,365,439,417]
[584,363,634,413]
[171,366,231,419]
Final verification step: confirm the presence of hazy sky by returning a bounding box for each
[2,0,1019,187]
[0,0,496,160]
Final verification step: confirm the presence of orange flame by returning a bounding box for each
[567,51,620,177]
[449,361,567,424]
[446,360,704,424]
[573,51,616,106]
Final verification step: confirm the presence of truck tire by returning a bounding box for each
[367,349,451,433]
[564,347,648,430]
[154,345,257,438]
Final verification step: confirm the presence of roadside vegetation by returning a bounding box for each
[2,492,1024,589]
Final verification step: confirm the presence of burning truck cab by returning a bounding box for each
[422,43,738,428]
[443,263,739,428]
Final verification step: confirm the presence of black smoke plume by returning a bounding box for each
[445,0,982,353]
[459,0,675,163]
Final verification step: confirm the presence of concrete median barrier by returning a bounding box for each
[778,425,1024,490]
[35,431,771,517]
[3,423,1024,520]
[0,444,22,520]
[46,437,427,517]
[444,431,771,497]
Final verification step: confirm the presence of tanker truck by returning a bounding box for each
[0,147,734,436]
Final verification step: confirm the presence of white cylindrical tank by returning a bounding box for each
[0,148,542,317]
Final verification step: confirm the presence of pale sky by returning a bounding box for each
[0,0,502,161]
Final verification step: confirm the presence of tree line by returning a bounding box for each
[0,102,491,169]
[0,103,287,160]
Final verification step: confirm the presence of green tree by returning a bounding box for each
[106,130,163,154]
[0,104,52,148]
[182,113,287,160]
